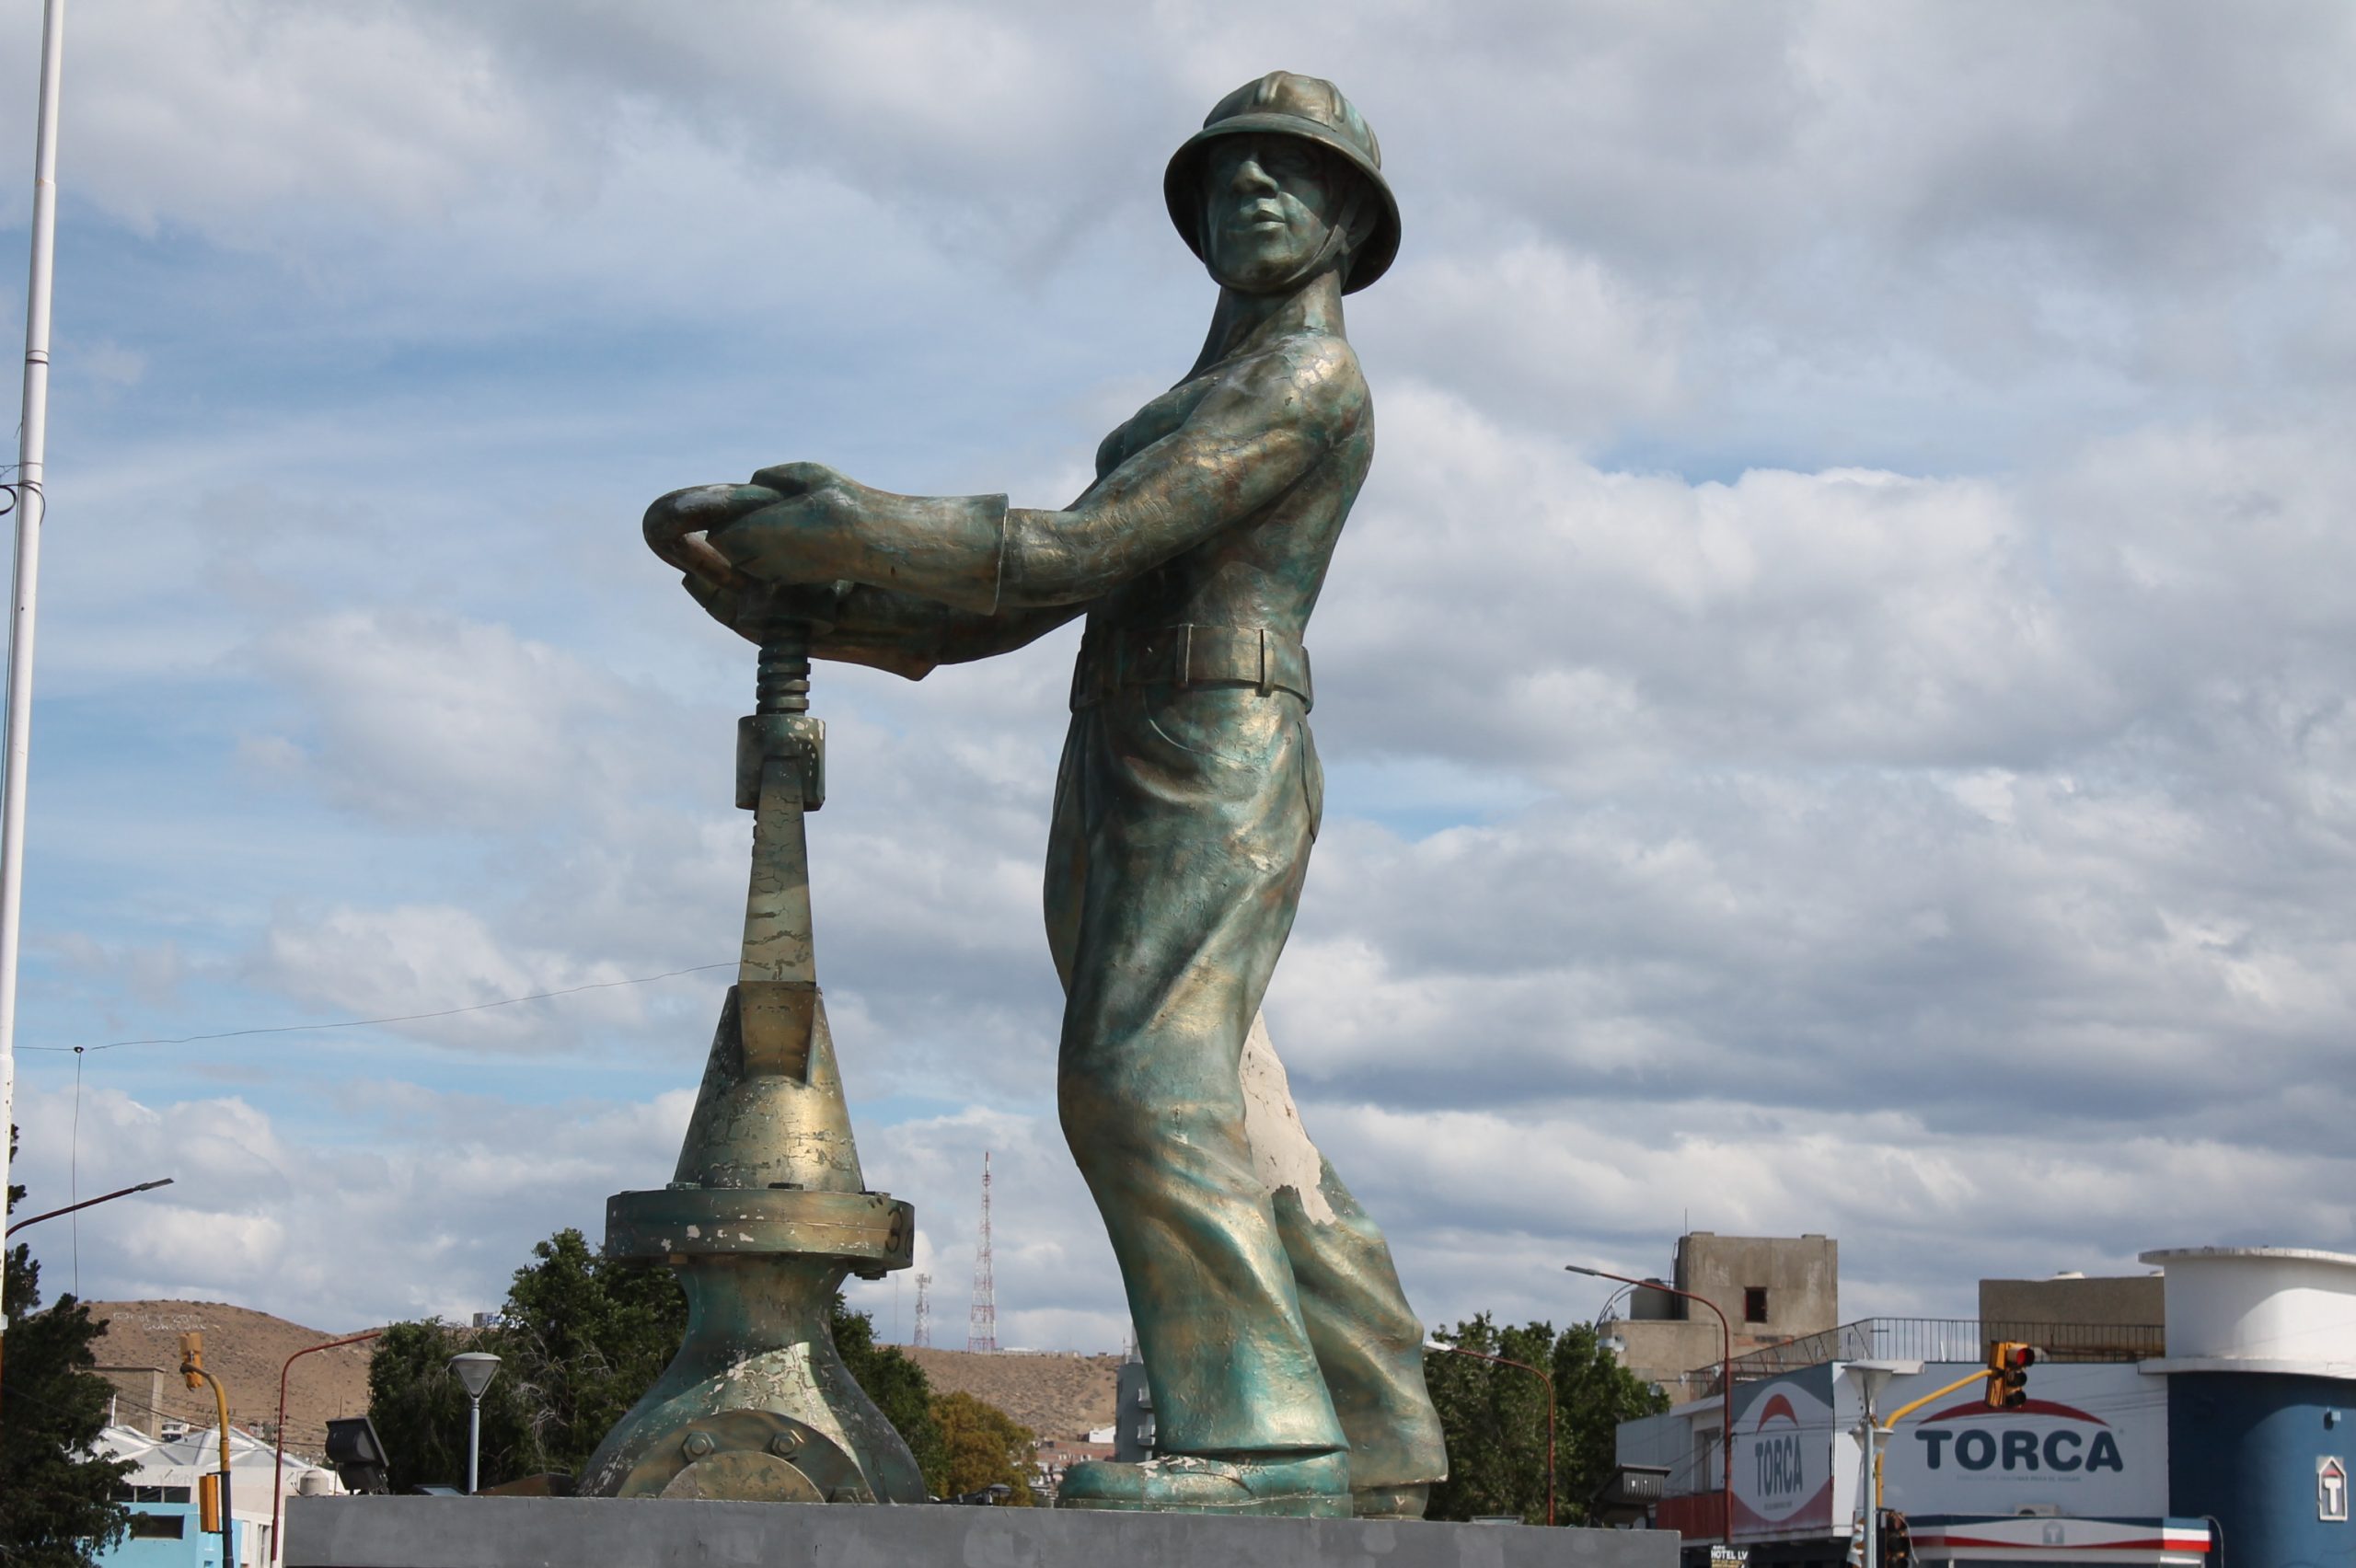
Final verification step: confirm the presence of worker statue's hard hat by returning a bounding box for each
[1164,71,1402,294]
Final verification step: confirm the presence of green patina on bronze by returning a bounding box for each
[620,71,1445,1516]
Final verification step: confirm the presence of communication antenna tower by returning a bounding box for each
[912,1273,932,1349]
[966,1150,998,1353]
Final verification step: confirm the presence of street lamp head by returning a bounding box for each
[448,1352,502,1400]
[1564,1263,1601,1278]
[1842,1357,1923,1413]
[1422,1338,1449,1353]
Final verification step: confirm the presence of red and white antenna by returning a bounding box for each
[966,1150,998,1353]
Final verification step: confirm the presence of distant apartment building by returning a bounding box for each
[1600,1232,1841,1405]
[1030,1434,1116,1503]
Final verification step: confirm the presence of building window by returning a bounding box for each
[1744,1286,1769,1323]
[129,1514,186,1539]
[115,1485,192,1505]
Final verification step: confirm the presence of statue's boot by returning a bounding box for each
[1056,1449,1350,1516]
[1354,1482,1430,1519]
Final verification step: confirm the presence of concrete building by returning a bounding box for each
[1979,1274,2165,1338]
[1603,1233,1840,1406]
[94,1366,171,1438]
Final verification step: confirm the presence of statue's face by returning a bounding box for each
[1202,134,1347,291]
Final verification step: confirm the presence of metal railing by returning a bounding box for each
[1688,1318,2165,1394]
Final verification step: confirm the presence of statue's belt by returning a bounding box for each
[1070,624,1313,712]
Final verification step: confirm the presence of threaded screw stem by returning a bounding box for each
[758,624,811,716]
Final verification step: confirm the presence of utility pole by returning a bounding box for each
[0,0,66,1370]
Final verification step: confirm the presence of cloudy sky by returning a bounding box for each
[5,2,2354,1360]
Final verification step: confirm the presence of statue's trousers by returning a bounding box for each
[1045,677,1445,1485]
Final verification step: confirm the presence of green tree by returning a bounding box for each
[366,1227,943,1488]
[929,1389,1036,1504]
[1550,1320,1670,1519]
[497,1229,687,1473]
[1424,1312,1668,1526]
[363,1319,546,1493]
[0,1128,133,1565]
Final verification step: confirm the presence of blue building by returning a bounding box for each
[2142,1248,2356,1568]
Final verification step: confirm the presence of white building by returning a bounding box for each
[96,1423,342,1568]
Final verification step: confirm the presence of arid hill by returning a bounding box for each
[87,1300,1123,1460]
[907,1347,1122,1441]
[87,1300,376,1459]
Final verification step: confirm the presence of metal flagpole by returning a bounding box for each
[0,0,66,1345]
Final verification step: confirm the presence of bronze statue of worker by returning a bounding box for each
[650,71,1447,1517]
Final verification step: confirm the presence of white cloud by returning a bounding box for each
[1373,241,1690,446]
[246,904,667,1054]
[9,1082,693,1326]
[242,609,638,830]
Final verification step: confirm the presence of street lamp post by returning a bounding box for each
[273,1332,380,1557]
[1425,1336,1556,1527]
[447,1353,501,1495]
[1841,1360,1923,1568]
[1566,1262,1735,1548]
[1,1175,171,1427]
[4,1176,173,1237]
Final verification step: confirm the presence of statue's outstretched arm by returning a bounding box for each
[706,340,1362,612]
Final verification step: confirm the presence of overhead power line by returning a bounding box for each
[18,960,734,1055]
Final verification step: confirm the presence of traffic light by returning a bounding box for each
[1881,1509,1914,1568]
[179,1331,204,1390]
[1984,1341,2038,1409]
[197,1473,222,1532]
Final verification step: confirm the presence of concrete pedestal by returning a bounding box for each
[286,1495,1681,1568]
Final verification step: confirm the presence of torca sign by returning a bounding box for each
[1891,1367,2162,1518]
[1912,1397,2127,1476]
[1732,1369,1838,1540]
[1729,1363,2166,1543]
